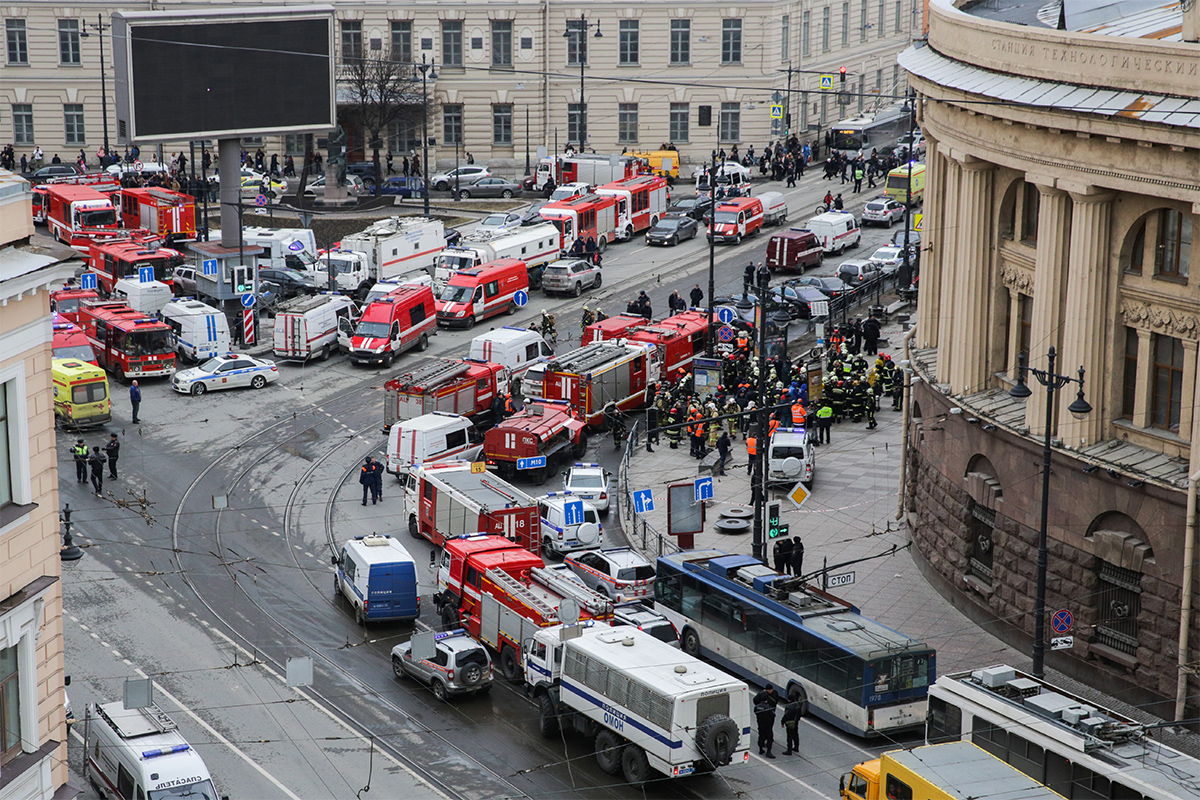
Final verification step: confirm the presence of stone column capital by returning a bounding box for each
[1068,190,1116,206]
[954,154,995,172]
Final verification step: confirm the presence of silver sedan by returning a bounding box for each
[456,177,523,199]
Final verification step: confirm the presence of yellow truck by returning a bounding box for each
[885,162,926,206]
[629,150,681,180]
[841,742,1066,800]
[52,358,111,429]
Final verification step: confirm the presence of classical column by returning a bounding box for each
[1024,182,1071,435]
[1057,191,1114,445]
[946,157,994,395]
[1005,288,1023,376]
[918,136,943,349]
[1132,328,1153,429]
[1181,339,1198,443]
[935,149,961,386]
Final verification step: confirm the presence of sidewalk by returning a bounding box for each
[622,309,1025,676]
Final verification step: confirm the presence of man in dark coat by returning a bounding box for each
[689,284,704,307]
[104,433,120,479]
[781,692,803,755]
[359,457,377,505]
[772,537,793,574]
[88,446,107,495]
[753,686,779,758]
[862,313,882,355]
[790,537,805,578]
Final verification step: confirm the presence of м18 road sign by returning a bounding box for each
[80,273,98,290]
[633,489,654,514]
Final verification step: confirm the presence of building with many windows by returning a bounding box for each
[3,1,923,170]
[901,0,1200,716]
[0,169,76,799]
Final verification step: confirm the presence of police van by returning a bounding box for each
[160,299,231,363]
[84,701,218,800]
[767,425,815,488]
[333,534,420,625]
[536,493,603,557]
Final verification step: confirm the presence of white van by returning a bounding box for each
[113,278,173,315]
[272,293,358,361]
[160,299,231,363]
[537,492,604,557]
[332,533,420,625]
[469,326,554,376]
[767,425,815,488]
[806,210,861,254]
[757,191,789,226]
[363,273,434,305]
[242,226,319,272]
[84,701,219,800]
[386,412,481,477]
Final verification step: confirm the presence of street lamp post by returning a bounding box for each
[563,15,602,151]
[751,262,773,562]
[705,151,718,356]
[899,90,917,291]
[413,55,437,216]
[81,14,111,167]
[1008,346,1091,678]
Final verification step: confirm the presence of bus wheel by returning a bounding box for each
[787,684,809,717]
[621,745,650,786]
[682,628,700,657]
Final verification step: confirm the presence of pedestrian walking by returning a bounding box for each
[746,432,758,476]
[359,457,378,505]
[104,433,120,479]
[754,686,779,758]
[772,536,793,574]
[129,380,142,424]
[781,692,803,755]
[88,447,106,496]
[743,262,755,294]
[790,537,804,578]
[715,431,731,476]
[72,439,88,482]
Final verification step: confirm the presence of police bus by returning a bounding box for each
[654,548,935,738]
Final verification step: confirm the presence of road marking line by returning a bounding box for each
[748,754,824,796]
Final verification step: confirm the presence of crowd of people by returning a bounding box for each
[822,148,907,194]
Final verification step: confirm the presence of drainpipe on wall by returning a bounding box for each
[543,0,551,154]
[897,323,919,521]
[1176,466,1200,721]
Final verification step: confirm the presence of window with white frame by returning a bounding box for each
[491,20,512,68]
[0,382,10,510]
[619,20,639,65]
[802,11,811,58]
[780,15,790,63]
[64,104,85,145]
[670,20,690,65]
[12,104,32,146]
[391,21,412,64]
[618,104,638,144]
[669,103,689,143]
[5,19,27,65]
[58,19,81,65]
[842,3,850,46]
[442,21,463,68]
[822,7,831,51]
[493,104,513,145]
[341,20,362,62]
[0,644,18,763]
[566,19,587,67]
[722,19,742,64]
[443,105,463,145]
[719,102,740,143]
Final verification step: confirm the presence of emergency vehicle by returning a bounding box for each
[118,186,196,241]
[468,327,554,375]
[707,197,764,245]
[339,216,444,292]
[541,341,659,426]
[403,461,541,549]
[383,358,510,429]
[52,319,97,364]
[767,426,815,488]
[242,226,319,272]
[51,287,101,324]
[87,235,184,295]
[627,310,710,376]
[386,412,481,476]
[538,193,619,252]
[766,228,823,272]
[432,533,615,679]
[433,224,559,291]
[582,314,648,345]
[52,358,111,428]
[525,153,637,191]
[595,175,669,240]
[159,299,231,363]
[84,701,218,800]
[45,184,118,245]
[113,278,172,315]
[484,399,587,482]
[435,258,529,329]
[272,293,358,361]
[78,301,176,380]
[31,184,48,224]
[348,285,436,366]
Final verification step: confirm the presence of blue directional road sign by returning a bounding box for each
[241,293,256,309]
[717,307,736,325]
[694,476,714,502]
[563,499,585,526]
[516,455,546,470]
[201,258,219,277]
[79,273,98,290]
[138,266,155,283]
[633,489,654,514]
[514,290,529,307]
[255,194,268,207]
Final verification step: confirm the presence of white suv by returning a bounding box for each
[562,463,611,515]
[537,493,603,557]
[430,166,491,191]
[564,548,656,602]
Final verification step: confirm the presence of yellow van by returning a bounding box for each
[629,150,681,180]
[52,358,111,429]
[885,162,926,205]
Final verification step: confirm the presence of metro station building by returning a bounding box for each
[902,0,1200,715]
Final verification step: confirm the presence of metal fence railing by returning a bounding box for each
[617,419,681,559]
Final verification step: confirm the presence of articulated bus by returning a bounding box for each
[826,105,911,158]
[927,666,1200,800]
[655,549,934,738]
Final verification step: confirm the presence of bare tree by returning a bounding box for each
[338,49,426,196]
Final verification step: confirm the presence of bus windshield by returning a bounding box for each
[123,329,173,356]
[870,654,931,695]
[79,208,117,227]
[830,129,864,152]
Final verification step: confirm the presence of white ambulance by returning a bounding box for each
[272,293,358,361]
[84,701,219,800]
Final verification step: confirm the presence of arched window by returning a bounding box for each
[965,456,1002,587]
[1086,513,1153,657]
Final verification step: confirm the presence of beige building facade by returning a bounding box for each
[2,0,922,170]
[901,0,1200,715]
[0,169,76,798]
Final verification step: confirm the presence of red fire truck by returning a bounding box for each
[581,313,647,345]
[51,287,101,324]
[483,399,587,482]
[627,310,710,376]
[402,461,540,549]
[78,301,176,380]
[541,341,658,427]
[433,533,614,678]
[119,187,196,242]
[44,184,119,246]
[538,193,619,252]
[86,236,184,295]
[595,175,669,240]
[525,153,638,191]
[383,358,510,430]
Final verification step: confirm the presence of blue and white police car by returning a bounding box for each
[562,462,611,515]
[172,353,278,396]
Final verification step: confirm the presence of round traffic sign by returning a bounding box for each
[240,292,256,309]
[717,306,736,325]
[717,325,735,343]
[513,290,529,307]
[1051,609,1073,634]
[255,194,268,207]
[133,159,144,171]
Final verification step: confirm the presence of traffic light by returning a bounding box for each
[839,66,847,85]
[767,502,782,539]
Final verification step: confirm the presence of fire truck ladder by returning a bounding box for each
[549,344,628,374]
[395,360,471,389]
[486,569,560,623]
[531,567,614,618]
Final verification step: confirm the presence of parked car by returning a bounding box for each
[381,176,425,197]
[258,267,319,299]
[346,161,382,187]
[548,182,593,201]
[476,211,525,233]
[390,629,494,700]
[172,353,278,396]
[303,174,364,197]
[771,284,832,319]
[430,165,491,191]
[25,163,84,183]
[891,228,922,248]
[897,132,926,156]
[238,169,289,199]
[172,265,198,296]
[795,275,857,299]
[457,176,522,200]
[867,245,910,276]
[564,548,656,603]
[541,258,602,297]
[862,197,906,227]
[645,216,698,246]
[836,258,882,288]
[666,194,714,221]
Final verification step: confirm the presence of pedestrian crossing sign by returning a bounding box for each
[770,104,783,120]
[820,75,834,90]
[788,480,810,509]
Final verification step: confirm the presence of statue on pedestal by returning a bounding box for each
[326,125,348,187]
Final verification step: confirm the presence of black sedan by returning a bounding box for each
[645,216,699,246]
[665,195,714,221]
[795,275,857,299]
[381,176,425,197]
[772,285,832,319]
[258,267,319,300]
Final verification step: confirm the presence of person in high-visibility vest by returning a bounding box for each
[791,401,806,426]
[815,401,834,445]
[768,415,780,439]
[746,434,758,476]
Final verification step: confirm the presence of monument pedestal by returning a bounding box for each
[313,163,357,209]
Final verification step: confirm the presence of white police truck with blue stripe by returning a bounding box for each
[524,624,751,785]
